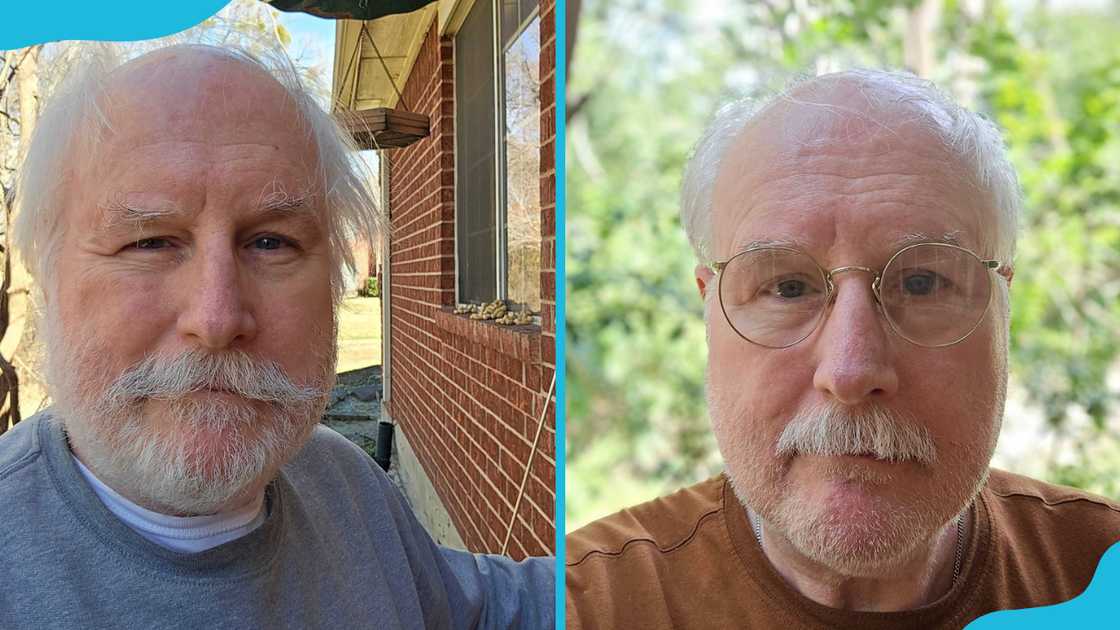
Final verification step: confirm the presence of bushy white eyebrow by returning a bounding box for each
[97,196,181,231]
[255,179,315,215]
[897,230,963,247]
[736,238,806,252]
[97,187,318,234]
[731,230,968,259]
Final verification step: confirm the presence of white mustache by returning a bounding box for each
[98,349,320,414]
[775,402,937,465]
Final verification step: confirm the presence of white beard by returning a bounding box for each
[705,367,997,577]
[43,310,335,516]
[60,394,323,515]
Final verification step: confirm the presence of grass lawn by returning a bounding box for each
[336,295,382,373]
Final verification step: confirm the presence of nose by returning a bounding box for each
[176,243,257,350]
[811,275,898,405]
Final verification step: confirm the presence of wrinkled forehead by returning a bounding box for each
[103,47,304,134]
[72,48,319,178]
[737,77,956,153]
[710,87,993,260]
[63,48,324,220]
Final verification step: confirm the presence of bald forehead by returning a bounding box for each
[712,89,976,228]
[731,77,956,166]
[708,77,995,260]
[59,45,325,234]
[107,46,286,94]
[67,45,319,186]
[99,47,302,138]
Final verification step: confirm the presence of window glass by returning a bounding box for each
[500,0,538,47]
[502,15,541,312]
[454,0,498,303]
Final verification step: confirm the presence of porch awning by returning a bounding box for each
[263,0,435,21]
[329,4,437,112]
[265,0,439,148]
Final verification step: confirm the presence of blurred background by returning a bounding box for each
[566,0,1120,531]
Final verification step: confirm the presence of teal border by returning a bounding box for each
[0,1,228,49]
[966,540,1120,628]
[553,0,567,628]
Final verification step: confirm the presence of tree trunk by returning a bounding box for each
[0,247,20,433]
[0,45,43,433]
[904,0,941,78]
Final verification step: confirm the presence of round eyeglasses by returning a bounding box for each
[711,242,1003,348]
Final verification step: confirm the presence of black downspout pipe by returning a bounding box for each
[374,421,394,471]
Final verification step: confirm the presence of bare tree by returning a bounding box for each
[0,45,42,434]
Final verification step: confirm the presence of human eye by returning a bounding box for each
[247,233,304,252]
[251,235,291,251]
[130,237,173,250]
[245,233,303,262]
[761,274,822,300]
[774,278,808,298]
[115,236,185,264]
[899,269,951,296]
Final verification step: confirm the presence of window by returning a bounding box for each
[501,5,541,312]
[454,0,498,304]
[454,0,542,313]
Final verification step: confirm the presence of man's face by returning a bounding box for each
[699,99,1010,575]
[46,49,337,515]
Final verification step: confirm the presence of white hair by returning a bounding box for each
[681,68,1021,266]
[13,41,381,304]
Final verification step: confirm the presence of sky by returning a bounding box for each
[268,7,381,195]
[273,6,336,90]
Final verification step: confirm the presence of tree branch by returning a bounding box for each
[0,48,32,99]
[566,78,603,123]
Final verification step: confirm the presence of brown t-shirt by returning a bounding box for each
[566,469,1120,629]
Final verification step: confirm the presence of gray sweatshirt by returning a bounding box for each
[0,413,554,629]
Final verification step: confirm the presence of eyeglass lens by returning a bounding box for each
[718,245,992,348]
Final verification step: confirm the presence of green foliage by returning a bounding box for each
[567,0,1120,529]
[358,276,380,298]
[966,7,1120,431]
[566,2,736,528]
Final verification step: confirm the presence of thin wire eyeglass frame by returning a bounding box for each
[709,242,1003,349]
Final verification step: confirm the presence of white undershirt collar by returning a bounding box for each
[72,455,266,554]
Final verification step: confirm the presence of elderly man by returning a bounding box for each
[0,44,552,628]
[566,69,1120,628]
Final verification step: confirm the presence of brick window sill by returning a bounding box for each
[434,307,541,363]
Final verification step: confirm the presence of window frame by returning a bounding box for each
[452,0,541,308]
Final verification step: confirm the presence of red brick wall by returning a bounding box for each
[539,0,557,478]
[385,2,556,560]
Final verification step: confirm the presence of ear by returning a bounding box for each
[999,264,1014,287]
[695,264,715,299]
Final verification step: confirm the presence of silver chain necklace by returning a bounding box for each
[751,511,968,583]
